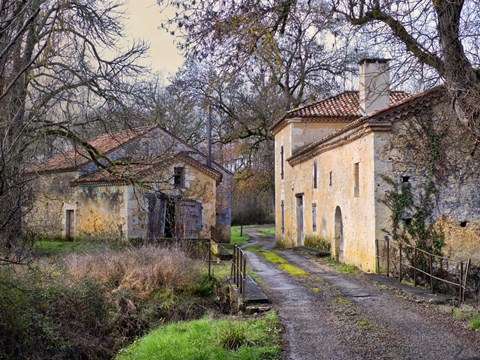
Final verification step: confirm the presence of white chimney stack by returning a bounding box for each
[359,58,390,115]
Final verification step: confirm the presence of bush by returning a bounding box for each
[304,235,331,252]
[65,245,201,297]
[0,245,214,360]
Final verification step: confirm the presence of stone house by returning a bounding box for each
[25,125,232,242]
[272,58,480,271]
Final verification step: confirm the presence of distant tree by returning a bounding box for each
[0,0,148,262]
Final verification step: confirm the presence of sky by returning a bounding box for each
[122,0,184,78]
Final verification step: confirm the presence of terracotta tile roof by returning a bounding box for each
[71,152,223,186]
[287,86,445,165]
[270,91,411,133]
[33,125,157,173]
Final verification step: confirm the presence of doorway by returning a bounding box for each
[334,206,344,262]
[296,194,304,246]
[65,209,74,240]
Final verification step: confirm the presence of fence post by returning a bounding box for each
[460,261,464,304]
[375,239,379,274]
[399,243,402,282]
[386,237,390,277]
[413,247,417,287]
[429,254,433,292]
[208,242,211,279]
[242,255,246,303]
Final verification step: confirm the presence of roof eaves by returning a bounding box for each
[287,86,445,164]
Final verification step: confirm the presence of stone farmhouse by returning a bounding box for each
[25,125,232,242]
[272,58,480,271]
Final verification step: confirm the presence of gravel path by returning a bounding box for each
[243,226,480,360]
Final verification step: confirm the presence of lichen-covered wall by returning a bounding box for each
[80,127,231,241]
[375,102,480,264]
[129,162,217,240]
[23,171,78,238]
[76,185,127,240]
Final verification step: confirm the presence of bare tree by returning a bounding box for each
[332,0,480,139]
[0,0,148,260]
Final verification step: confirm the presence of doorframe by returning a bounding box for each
[295,193,304,246]
[334,206,344,262]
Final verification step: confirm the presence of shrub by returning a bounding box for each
[304,235,331,252]
[0,245,213,360]
[65,245,201,297]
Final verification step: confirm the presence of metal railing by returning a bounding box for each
[231,245,247,303]
[376,237,471,303]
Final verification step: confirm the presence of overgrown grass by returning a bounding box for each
[468,316,480,331]
[116,311,281,360]
[231,226,251,246]
[259,250,307,276]
[451,305,480,331]
[244,243,264,252]
[0,245,215,360]
[304,235,331,253]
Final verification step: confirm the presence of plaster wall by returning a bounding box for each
[75,185,127,240]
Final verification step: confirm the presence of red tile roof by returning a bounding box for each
[271,91,411,133]
[32,126,158,173]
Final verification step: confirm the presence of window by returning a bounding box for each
[329,171,332,186]
[354,162,360,197]
[174,167,185,188]
[281,200,285,234]
[312,203,317,232]
[313,160,318,189]
[280,146,284,180]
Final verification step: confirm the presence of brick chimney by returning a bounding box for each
[359,58,390,115]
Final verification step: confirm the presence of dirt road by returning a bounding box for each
[243,226,480,360]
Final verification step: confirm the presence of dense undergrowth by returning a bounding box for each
[0,245,216,359]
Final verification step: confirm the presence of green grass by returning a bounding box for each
[33,240,101,254]
[322,257,357,274]
[257,227,275,236]
[468,315,480,331]
[231,226,251,246]
[259,250,307,276]
[116,311,281,360]
[244,244,263,252]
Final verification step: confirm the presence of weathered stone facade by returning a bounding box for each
[25,126,231,242]
[274,78,480,271]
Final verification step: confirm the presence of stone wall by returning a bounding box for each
[23,171,78,238]
[375,101,480,264]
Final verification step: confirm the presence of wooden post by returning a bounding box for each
[429,254,433,292]
[459,261,464,304]
[208,242,211,279]
[240,225,243,237]
[399,243,403,282]
[386,237,390,277]
[375,239,379,274]
[413,247,417,287]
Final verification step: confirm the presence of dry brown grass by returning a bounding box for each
[64,245,201,297]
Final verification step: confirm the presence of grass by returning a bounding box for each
[322,257,357,274]
[116,311,282,360]
[33,239,102,254]
[259,250,307,276]
[244,244,263,252]
[256,227,275,237]
[231,226,251,246]
[451,305,480,331]
[468,315,480,331]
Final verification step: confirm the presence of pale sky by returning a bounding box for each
[122,0,184,78]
